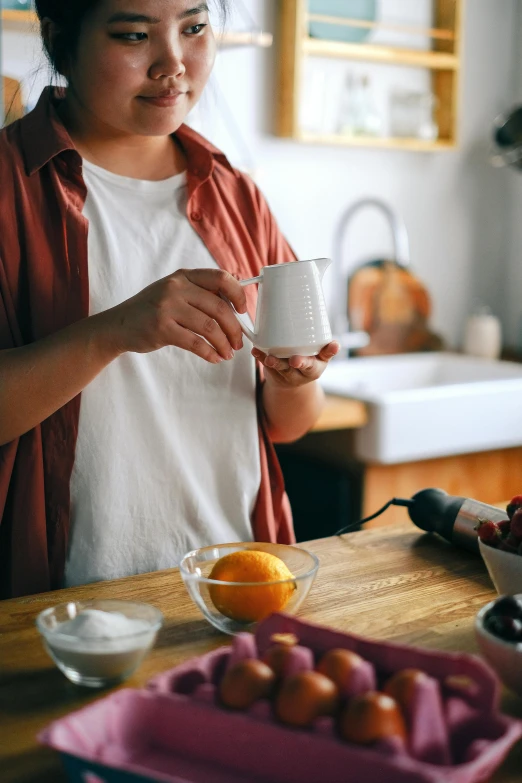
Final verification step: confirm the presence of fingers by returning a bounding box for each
[167,322,224,364]
[252,349,313,374]
[177,303,237,360]
[287,356,318,375]
[252,344,340,376]
[184,269,247,314]
[251,341,341,386]
[188,290,244,351]
[317,341,341,362]
[181,272,245,350]
[252,349,290,372]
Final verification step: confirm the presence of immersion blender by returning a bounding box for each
[336,488,509,553]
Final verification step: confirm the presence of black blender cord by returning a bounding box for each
[335,497,414,537]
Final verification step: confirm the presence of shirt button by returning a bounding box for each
[191,210,202,222]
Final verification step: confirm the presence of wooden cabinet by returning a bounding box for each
[362,447,522,527]
[279,424,522,536]
[276,0,463,151]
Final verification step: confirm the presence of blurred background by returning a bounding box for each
[2,0,522,541]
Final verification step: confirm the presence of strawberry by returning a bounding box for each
[499,539,518,553]
[506,495,522,519]
[510,508,522,541]
[497,518,512,537]
[475,519,501,545]
[506,533,520,549]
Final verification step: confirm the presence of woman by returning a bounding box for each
[0,0,339,598]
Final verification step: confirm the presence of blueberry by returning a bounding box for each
[485,615,522,642]
[489,596,522,620]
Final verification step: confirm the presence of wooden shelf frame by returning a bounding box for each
[303,38,459,70]
[306,13,456,43]
[1,9,35,24]
[276,0,463,151]
[297,131,456,151]
[1,10,273,48]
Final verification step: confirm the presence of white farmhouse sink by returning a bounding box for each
[319,352,522,464]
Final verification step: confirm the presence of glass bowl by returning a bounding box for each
[475,596,522,696]
[36,599,163,688]
[179,542,319,635]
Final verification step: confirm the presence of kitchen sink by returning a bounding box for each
[319,352,522,464]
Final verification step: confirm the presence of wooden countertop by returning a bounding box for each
[312,394,367,431]
[1,521,521,782]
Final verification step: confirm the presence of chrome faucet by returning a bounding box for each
[331,197,411,337]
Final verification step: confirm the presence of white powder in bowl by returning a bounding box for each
[57,609,151,641]
[44,608,158,682]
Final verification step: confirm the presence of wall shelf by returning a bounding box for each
[2,9,35,24]
[303,39,459,71]
[297,131,456,151]
[1,10,273,48]
[276,0,463,151]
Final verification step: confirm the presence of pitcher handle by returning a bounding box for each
[220,275,262,345]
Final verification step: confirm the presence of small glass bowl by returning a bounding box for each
[179,542,319,635]
[36,599,163,688]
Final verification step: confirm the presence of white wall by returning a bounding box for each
[205,0,519,350]
[2,0,519,350]
[505,1,522,350]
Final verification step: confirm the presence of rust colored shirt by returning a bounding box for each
[0,88,295,599]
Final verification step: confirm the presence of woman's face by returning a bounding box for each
[65,0,216,137]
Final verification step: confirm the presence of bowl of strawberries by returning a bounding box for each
[476,494,522,595]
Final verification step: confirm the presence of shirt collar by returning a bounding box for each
[21,87,79,176]
[175,122,238,180]
[20,86,237,180]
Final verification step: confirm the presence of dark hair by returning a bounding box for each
[35,0,229,76]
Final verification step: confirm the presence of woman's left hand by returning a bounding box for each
[252,341,340,388]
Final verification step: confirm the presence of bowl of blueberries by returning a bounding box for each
[475,594,522,696]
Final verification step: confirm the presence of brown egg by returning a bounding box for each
[316,648,365,689]
[219,659,275,710]
[443,674,477,693]
[270,633,299,646]
[339,691,407,745]
[263,636,298,678]
[275,671,339,728]
[383,668,429,714]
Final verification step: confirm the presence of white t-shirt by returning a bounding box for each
[64,159,260,587]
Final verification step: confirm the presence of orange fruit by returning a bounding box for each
[208,550,296,623]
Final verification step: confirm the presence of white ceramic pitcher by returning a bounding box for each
[232,258,332,358]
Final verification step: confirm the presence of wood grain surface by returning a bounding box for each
[1,520,521,782]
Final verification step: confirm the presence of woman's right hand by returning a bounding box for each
[102,268,248,363]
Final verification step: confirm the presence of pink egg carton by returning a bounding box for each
[39,613,522,783]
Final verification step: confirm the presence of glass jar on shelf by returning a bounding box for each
[337,73,383,137]
[388,90,439,141]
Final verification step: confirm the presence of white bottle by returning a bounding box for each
[355,75,382,137]
[337,73,356,135]
[463,305,502,360]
